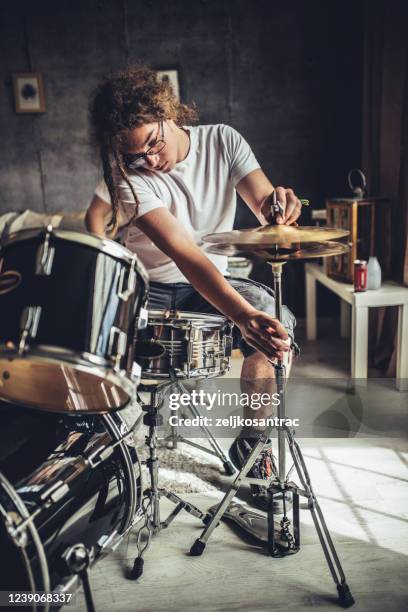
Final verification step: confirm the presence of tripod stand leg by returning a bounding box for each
[159,489,208,528]
[190,433,270,556]
[175,381,235,475]
[189,485,238,556]
[145,417,161,533]
[192,407,235,475]
[293,491,300,547]
[286,430,355,608]
[170,416,179,449]
[79,568,96,612]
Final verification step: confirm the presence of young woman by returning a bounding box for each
[86,66,302,509]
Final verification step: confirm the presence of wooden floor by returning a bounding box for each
[70,320,408,612]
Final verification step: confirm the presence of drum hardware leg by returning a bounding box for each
[181,403,235,474]
[285,428,354,607]
[170,410,179,449]
[131,383,209,580]
[168,435,235,475]
[62,543,96,612]
[168,412,235,475]
[131,496,154,581]
[143,407,162,533]
[165,374,236,476]
[79,568,95,612]
[159,488,208,526]
[189,262,355,608]
[189,430,271,556]
[142,404,209,533]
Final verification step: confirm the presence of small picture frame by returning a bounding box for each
[13,73,46,114]
[156,68,180,101]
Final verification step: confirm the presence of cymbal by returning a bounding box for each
[206,241,350,262]
[203,225,349,246]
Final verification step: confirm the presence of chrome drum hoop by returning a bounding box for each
[2,227,147,279]
[0,472,51,611]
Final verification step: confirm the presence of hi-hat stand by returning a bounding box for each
[189,262,355,609]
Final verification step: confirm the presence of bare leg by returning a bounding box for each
[241,346,292,426]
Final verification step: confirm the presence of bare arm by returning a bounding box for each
[236,168,302,226]
[85,195,120,238]
[136,208,289,359]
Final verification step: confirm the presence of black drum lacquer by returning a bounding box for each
[0,401,142,600]
[0,228,148,413]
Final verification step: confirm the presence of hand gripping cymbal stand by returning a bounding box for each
[189,262,355,609]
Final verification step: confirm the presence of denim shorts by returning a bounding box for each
[147,277,299,358]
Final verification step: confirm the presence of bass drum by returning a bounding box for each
[0,400,143,609]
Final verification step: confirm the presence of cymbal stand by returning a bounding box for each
[189,261,355,608]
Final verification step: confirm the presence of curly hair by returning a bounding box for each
[90,65,198,230]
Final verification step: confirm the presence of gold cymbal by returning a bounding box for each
[203,225,349,246]
[206,241,350,262]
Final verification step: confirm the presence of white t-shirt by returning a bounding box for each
[95,123,260,283]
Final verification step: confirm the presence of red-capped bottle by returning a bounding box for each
[354,260,367,292]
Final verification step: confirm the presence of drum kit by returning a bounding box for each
[0,217,355,611]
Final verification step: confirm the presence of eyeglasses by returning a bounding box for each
[123,121,166,170]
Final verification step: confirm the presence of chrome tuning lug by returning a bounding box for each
[118,256,137,301]
[18,305,42,354]
[36,226,55,276]
[224,333,233,358]
[108,326,127,371]
[131,360,141,384]
[136,306,148,330]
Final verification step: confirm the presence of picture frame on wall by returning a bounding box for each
[12,73,46,114]
[155,68,180,101]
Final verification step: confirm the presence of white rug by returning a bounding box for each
[119,384,229,495]
[137,426,225,494]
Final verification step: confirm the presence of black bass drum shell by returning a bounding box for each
[0,229,148,413]
[0,400,142,598]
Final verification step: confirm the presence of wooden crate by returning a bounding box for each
[325,198,387,283]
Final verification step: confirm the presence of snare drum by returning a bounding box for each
[0,399,142,605]
[0,228,148,413]
[136,310,233,379]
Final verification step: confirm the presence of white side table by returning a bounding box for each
[305,262,408,390]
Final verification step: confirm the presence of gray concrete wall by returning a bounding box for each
[0,0,363,315]
[0,0,362,217]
